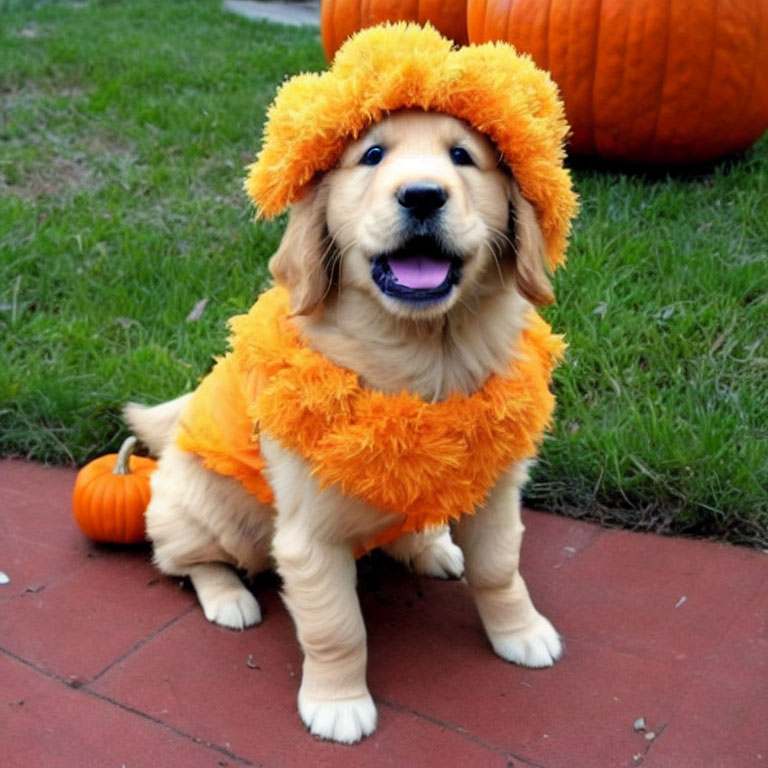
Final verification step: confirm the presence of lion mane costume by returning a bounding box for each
[175,23,578,551]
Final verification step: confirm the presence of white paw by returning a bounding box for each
[412,532,465,579]
[489,612,562,668]
[298,690,377,744]
[200,587,261,630]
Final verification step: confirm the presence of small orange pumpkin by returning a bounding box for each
[72,436,156,543]
[321,0,469,61]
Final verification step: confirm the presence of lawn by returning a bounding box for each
[1,0,766,545]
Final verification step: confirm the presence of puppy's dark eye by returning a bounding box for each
[450,146,474,166]
[360,145,385,166]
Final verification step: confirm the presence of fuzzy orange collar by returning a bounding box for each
[176,287,565,551]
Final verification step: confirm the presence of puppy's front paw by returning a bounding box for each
[200,587,261,630]
[298,690,377,744]
[489,612,562,668]
[411,532,465,579]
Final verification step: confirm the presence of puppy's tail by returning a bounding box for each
[122,394,192,456]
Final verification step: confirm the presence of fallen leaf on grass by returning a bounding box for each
[653,305,676,322]
[186,298,209,323]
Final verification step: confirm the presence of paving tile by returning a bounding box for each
[0,459,149,601]
[0,546,196,681]
[643,672,768,768]
[3,461,767,768]
[342,706,511,768]
[519,508,608,578]
[91,589,509,767]
[1,446,196,684]
[543,528,768,665]
[643,579,768,768]
[362,569,692,768]
[0,534,89,602]
[0,460,93,595]
[0,653,251,768]
[0,459,82,551]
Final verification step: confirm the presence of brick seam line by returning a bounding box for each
[637,721,670,766]
[78,685,258,767]
[89,599,198,684]
[0,642,257,768]
[378,696,549,768]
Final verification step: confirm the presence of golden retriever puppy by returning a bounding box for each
[125,109,562,744]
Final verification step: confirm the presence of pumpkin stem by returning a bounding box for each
[113,435,138,475]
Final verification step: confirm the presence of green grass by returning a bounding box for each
[535,150,768,544]
[1,1,766,544]
[1,0,322,458]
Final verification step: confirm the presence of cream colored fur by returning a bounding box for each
[124,111,561,745]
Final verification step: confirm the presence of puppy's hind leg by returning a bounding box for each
[152,522,262,631]
[188,563,261,630]
[382,527,464,579]
[146,448,265,631]
[454,463,561,668]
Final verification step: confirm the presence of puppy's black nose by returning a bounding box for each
[396,183,448,219]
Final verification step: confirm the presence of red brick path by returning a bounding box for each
[1,459,766,767]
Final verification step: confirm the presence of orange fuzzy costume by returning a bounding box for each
[175,24,578,552]
[176,287,566,551]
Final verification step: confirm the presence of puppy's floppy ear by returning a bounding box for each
[508,182,554,306]
[268,180,332,316]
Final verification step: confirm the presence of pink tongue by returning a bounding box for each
[388,254,451,289]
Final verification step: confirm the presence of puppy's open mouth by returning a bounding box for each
[371,236,462,303]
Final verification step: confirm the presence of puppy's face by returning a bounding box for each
[326,111,511,319]
[270,111,552,317]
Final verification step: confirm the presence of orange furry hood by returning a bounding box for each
[244,23,577,271]
[176,287,565,551]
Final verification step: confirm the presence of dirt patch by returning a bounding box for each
[0,154,96,200]
[1,81,90,123]
[1,87,136,202]
[17,26,40,39]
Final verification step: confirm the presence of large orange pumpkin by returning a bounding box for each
[467,0,768,163]
[72,436,156,544]
[321,0,468,60]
